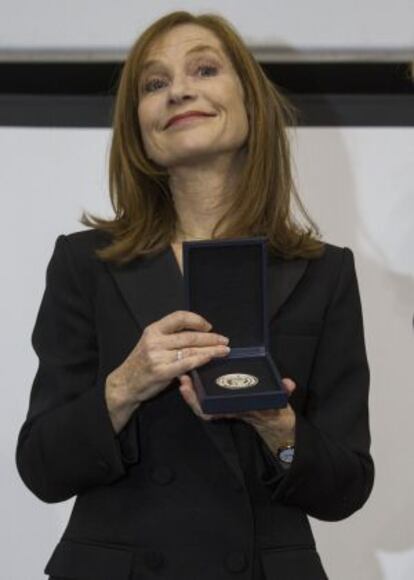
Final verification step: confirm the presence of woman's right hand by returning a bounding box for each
[105,311,230,432]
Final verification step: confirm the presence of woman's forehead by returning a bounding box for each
[144,24,225,61]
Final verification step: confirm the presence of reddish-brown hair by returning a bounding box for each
[81,11,324,264]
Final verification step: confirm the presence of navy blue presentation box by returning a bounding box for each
[183,237,288,415]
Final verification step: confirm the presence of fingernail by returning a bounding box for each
[218,336,229,344]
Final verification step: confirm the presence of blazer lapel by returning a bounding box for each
[106,246,186,330]
[267,253,309,320]
[107,245,308,486]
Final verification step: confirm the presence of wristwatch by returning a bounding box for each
[277,443,295,466]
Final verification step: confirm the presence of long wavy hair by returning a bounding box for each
[81,11,324,264]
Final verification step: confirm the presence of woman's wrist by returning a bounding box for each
[249,411,296,455]
[105,375,141,434]
[261,428,296,456]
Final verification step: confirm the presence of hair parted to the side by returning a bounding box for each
[80,11,324,264]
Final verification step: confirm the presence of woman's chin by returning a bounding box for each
[162,149,237,170]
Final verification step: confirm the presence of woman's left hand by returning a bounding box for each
[178,374,296,454]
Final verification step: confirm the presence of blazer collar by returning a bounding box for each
[107,244,308,486]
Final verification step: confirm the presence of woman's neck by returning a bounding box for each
[168,153,243,242]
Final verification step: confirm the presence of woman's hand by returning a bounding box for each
[105,311,230,432]
[178,375,296,453]
[237,378,296,453]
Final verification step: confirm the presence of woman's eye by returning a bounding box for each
[143,78,168,93]
[197,65,218,77]
[141,63,218,94]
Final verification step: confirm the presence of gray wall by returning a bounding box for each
[1,0,413,51]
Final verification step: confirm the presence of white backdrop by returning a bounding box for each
[0,0,413,51]
[1,125,413,579]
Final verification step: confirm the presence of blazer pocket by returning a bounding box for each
[261,546,328,580]
[44,539,133,580]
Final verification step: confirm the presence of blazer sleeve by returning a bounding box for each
[261,247,374,521]
[16,234,139,504]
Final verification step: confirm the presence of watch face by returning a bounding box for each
[279,447,295,464]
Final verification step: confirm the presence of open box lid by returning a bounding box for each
[183,237,269,350]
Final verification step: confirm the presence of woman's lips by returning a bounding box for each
[165,113,215,129]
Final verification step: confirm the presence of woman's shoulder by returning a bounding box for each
[63,228,112,256]
[54,229,113,289]
[303,240,354,264]
[320,241,354,264]
[305,241,357,295]
[278,241,353,274]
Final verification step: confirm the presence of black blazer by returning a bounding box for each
[16,230,374,580]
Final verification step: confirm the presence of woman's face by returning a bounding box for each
[137,24,249,168]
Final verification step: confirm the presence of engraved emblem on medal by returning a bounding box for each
[215,373,258,389]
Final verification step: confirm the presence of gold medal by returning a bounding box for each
[215,373,258,389]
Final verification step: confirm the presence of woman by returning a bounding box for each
[16,11,374,580]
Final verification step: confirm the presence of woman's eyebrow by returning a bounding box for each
[141,44,223,74]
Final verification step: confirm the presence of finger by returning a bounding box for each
[169,343,230,363]
[178,376,237,421]
[156,310,212,335]
[159,351,213,378]
[159,345,230,378]
[179,376,239,421]
[179,376,212,420]
[282,377,296,395]
[167,330,229,349]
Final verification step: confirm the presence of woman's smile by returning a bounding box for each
[165,111,217,130]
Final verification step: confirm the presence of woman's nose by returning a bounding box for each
[167,75,196,105]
